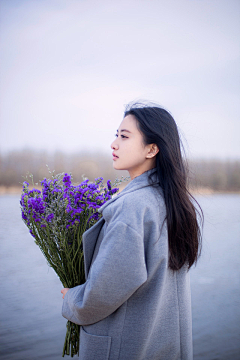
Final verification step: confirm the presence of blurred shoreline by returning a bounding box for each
[1,185,240,196]
[1,150,240,193]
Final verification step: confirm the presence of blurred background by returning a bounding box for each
[0,0,239,359]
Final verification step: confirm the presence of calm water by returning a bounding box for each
[0,194,239,360]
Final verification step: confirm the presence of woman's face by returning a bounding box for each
[111,115,158,180]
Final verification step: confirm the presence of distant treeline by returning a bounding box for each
[0,149,129,187]
[0,150,240,192]
[188,159,240,192]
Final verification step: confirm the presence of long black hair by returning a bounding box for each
[124,102,203,271]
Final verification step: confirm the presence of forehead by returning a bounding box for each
[118,114,138,131]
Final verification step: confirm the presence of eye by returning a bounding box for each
[115,133,128,139]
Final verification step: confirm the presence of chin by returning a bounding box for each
[113,162,125,171]
[113,163,120,170]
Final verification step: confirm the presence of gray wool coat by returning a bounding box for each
[62,168,193,360]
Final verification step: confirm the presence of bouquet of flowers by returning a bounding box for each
[20,170,122,357]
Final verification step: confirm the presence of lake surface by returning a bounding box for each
[0,194,239,360]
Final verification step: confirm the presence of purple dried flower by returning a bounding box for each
[63,173,71,188]
[88,183,98,191]
[110,188,119,195]
[80,179,89,186]
[29,229,35,238]
[95,195,104,201]
[46,213,54,222]
[107,180,111,190]
[66,204,73,213]
[21,211,27,220]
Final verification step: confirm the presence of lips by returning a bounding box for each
[112,152,119,159]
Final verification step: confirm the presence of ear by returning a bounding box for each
[146,144,159,158]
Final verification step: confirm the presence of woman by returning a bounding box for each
[61,103,202,360]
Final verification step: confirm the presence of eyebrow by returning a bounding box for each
[116,129,132,133]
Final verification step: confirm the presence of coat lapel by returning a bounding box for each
[82,217,105,279]
[98,167,158,215]
[82,168,158,279]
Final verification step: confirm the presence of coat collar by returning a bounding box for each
[98,167,158,214]
[83,167,158,278]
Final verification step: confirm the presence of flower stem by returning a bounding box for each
[62,321,80,357]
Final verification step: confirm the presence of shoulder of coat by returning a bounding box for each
[103,184,165,220]
[119,185,164,215]
[125,184,163,201]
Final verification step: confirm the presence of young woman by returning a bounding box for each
[61,103,202,360]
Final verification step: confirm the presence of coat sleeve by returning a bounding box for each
[62,220,147,326]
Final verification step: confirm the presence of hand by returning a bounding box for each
[61,288,70,299]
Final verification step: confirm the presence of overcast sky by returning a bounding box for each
[0,0,239,159]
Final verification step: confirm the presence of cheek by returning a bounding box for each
[131,140,146,156]
[126,138,143,152]
[125,144,146,163]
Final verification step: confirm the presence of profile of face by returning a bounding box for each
[111,114,159,180]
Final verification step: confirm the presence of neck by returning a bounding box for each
[128,164,156,180]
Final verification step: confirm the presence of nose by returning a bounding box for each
[111,138,119,150]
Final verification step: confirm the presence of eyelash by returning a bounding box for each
[115,134,128,139]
